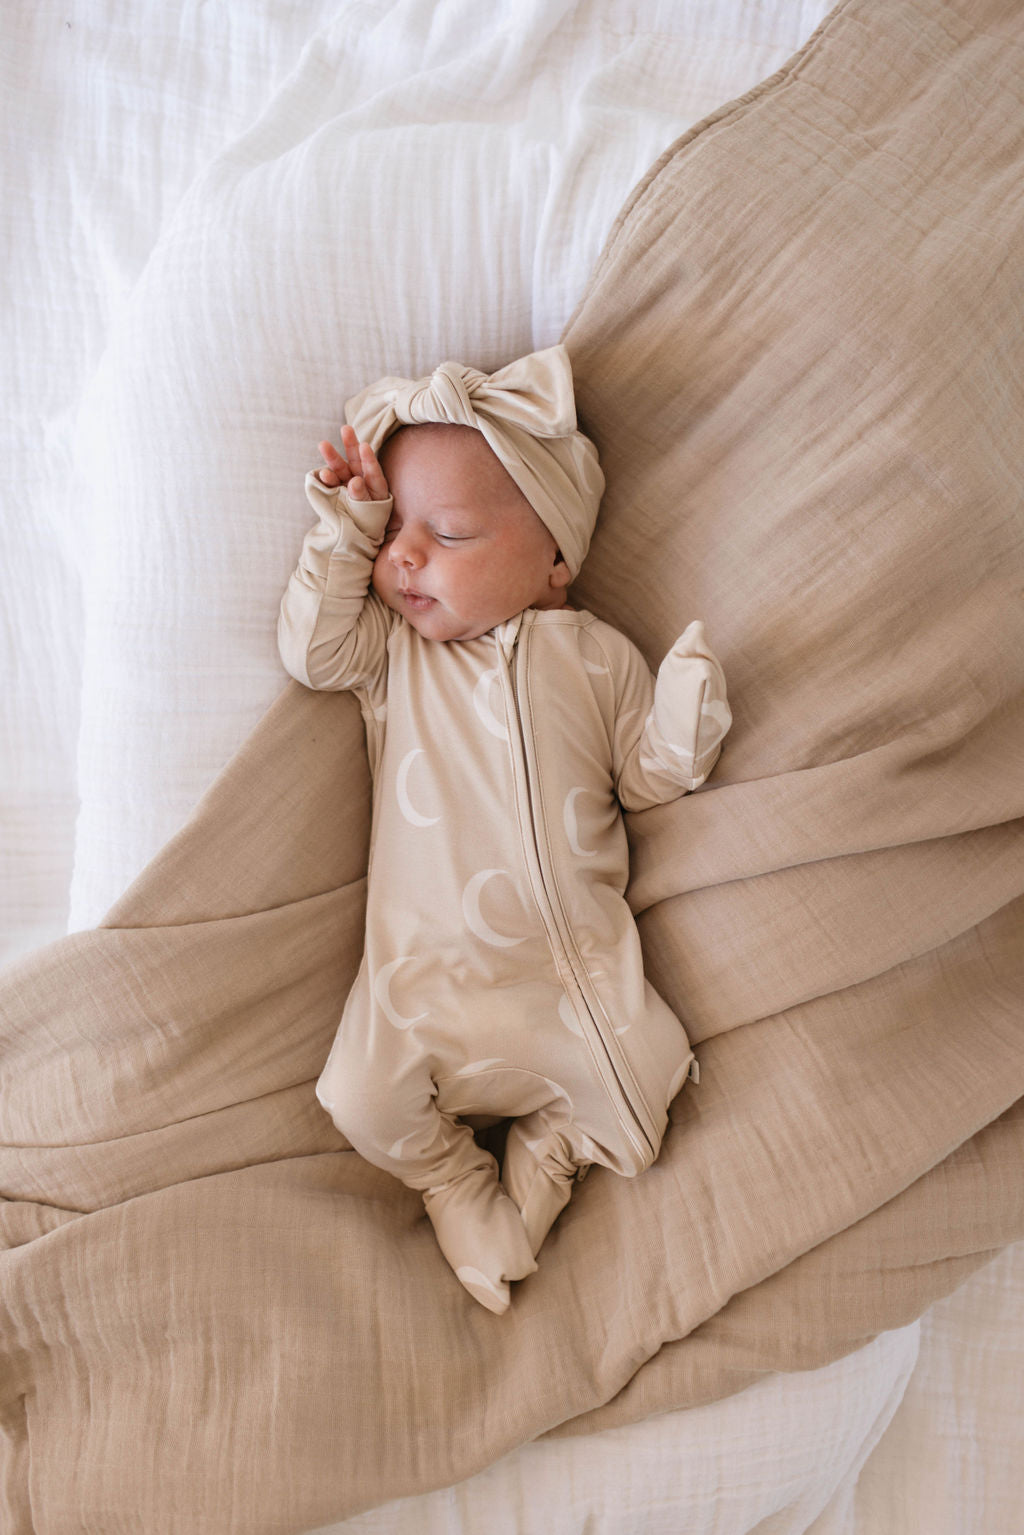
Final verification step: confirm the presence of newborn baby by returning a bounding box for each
[278,344,730,1313]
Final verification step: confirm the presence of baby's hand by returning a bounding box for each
[317,425,390,500]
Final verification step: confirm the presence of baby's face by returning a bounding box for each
[371,424,570,642]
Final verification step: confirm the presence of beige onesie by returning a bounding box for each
[278,472,731,1312]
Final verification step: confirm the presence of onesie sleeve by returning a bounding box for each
[277,470,398,695]
[613,620,731,813]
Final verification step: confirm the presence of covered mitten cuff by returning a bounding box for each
[650,619,732,787]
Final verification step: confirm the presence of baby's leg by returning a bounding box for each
[317,1045,535,1314]
[501,1112,582,1257]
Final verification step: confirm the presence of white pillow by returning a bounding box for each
[67,0,832,926]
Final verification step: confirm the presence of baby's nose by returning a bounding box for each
[389,530,424,568]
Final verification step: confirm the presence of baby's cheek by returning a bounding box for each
[370,556,389,596]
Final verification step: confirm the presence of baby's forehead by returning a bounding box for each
[382,423,538,518]
[381,421,492,469]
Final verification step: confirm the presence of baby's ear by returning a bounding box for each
[551,551,572,589]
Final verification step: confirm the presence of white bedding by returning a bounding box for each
[3,2,1021,1530]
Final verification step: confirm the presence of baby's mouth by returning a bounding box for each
[399,587,435,611]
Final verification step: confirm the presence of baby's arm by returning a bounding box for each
[277,428,396,692]
[614,621,731,812]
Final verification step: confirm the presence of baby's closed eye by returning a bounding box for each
[379,514,479,547]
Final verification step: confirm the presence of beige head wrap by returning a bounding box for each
[344,343,604,579]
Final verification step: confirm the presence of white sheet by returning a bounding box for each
[2,0,345,962]
[825,1243,1024,1535]
[320,1326,921,1535]
[3,3,1021,1531]
[7,0,835,946]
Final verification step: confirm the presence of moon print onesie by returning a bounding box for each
[278,472,731,1313]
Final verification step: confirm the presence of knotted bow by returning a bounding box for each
[344,344,604,578]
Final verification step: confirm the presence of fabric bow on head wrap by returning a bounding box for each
[344,343,605,579]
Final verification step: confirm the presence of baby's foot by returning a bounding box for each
[422,1167,537,1314]
[502,1118,579,1257]
[453,1266,511,1315]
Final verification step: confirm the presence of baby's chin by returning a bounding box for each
[378,589,495,643]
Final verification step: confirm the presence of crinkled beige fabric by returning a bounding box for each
[345,344,605,577]
[2,0,1024,1528]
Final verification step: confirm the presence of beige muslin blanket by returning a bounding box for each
[2,0,1023,1527]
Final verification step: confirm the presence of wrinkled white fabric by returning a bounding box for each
[40,0,835,938]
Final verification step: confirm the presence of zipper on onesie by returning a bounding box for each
[495,615,658,1167]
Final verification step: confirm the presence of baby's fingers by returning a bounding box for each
[358,441,390,501]
[319,429,389,500]
[317,439,347,487]
[339,425,366,481]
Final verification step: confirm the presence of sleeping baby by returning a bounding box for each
[278,344,731,1313]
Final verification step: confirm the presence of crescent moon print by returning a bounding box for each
[373,957,428,1029]
[560,990,630,1036]
[395,747,440,827]
[455,1266,508,1307]
[472,667,508,740]
[701,697,732,735]
[461,869,525,948]
[575,1131,603,1164]
[563,787,598,858]
[387,1128,425,1161]
[453,1058,507,1076]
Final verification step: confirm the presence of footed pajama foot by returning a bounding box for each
[423,1165,537,1315]
[501,1117,579,1257]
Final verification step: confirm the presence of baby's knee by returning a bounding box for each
[316,1054,481,1186]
